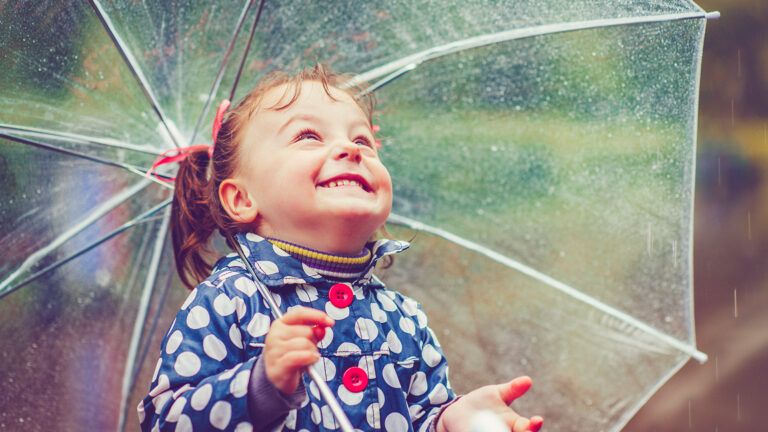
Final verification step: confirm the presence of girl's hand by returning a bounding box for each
[436,376,544,432]
[263,306,334,395]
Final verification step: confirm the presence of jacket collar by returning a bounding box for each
[216,232,409,289]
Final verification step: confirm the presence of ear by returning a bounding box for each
[219,178,259,224]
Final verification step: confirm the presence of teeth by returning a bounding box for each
[321,179,366,190]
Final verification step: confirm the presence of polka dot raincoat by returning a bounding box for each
[139,232,456,431]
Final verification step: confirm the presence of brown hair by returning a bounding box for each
[171,64,377,289]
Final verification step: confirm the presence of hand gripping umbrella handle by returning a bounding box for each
[227,235,355,432]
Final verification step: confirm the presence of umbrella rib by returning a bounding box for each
[117,207,172,432]
[0,124,162,156]
[349,11,717,93]
[0,179,154,295]
[189,0,256,145]
[87,0,183,149]
[387,213,708,363]
[0,132,174,189]
[228,0,267,102]
[0,199,171,300]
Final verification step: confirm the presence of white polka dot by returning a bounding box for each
[174,352,201,377]
[166,397,187,422]
[166,330,183,354]
[263,292,282,309]
[230,370,250,398]
[191,384,212,410]
[318,326,333,349]
[285,410,297,429]
[152,358,162,382]
[385,412,409,432]
[313,357,336,381]
[325,302,349,320]
[219,365,238,381]
[416,309,428,328]
[149,374,170,397]
[338,384,364,406]
[229,324,243,349]
[245,232,261,242]
[173,383,192,399]
[283,276,306,284]
[181,289,197,310]
[377,291,397,311]
[309,381,320,399]
[310,403,321,424]
[358,357,376,379]
[302,263,320,277]
[370,303,388,323]
[235,422,253,432]
[422,344,442,367]
[234,277,256,296]
[210,400,232,430]
[187,306,210,330]
[378,388,385,405]
[233,297,247,321]
[428,383,449,405]
[257,260,279,275]
[408,403,424,421]
[203,335,228,361]
[213,294,236,316]
[337,342,361,355]
[428,328,442,348]
[272,244,290,256]
[409,371,428,396]
[401,298,419,316]
[230,259,246,269]
[152,390,172,412]
[382,363,401,388]
[366,403,381,429]
[354,318,379,341]
[399,316,416,336]
[321,405,340,429]
[247,313,271,337]
[176,414,193,432]
[386,331,402,354]
[296,285,319,302]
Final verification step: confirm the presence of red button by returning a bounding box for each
[342,367,368,392]
[329,283,353,308]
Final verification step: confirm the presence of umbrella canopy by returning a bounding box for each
[0,1,714,431]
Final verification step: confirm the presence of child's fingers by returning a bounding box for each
[529,416,544,432]
[275,337,320,354]
[501,413,530,432]
[281,306,335,327]
[279,350,321,370]
[497,376,533,405]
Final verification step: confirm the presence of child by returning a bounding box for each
[139,65,544,432]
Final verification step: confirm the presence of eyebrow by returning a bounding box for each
[277,113,371,135]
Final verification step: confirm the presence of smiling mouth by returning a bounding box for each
[317,175,372,192]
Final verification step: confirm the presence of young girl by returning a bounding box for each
[139,65,544,432]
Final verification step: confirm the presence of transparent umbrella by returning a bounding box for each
[0,1,717,431]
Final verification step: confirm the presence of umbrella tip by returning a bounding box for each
[705,11,721,20]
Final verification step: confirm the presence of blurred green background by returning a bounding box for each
[626,0,768,430]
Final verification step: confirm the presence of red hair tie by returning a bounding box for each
[147,100,231,183]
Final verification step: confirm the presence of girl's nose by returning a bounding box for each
[333,140,362,163]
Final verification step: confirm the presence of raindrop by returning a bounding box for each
[733,289,738,318]
[714,355,719,381]
[747,212,752,240]
[737,393,741,421]
[490,145,498,152]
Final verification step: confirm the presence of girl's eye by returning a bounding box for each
[354,136,373,147]
[296,129,321,142]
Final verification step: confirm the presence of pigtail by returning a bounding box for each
[171,149,217,289]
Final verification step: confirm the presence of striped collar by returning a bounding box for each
[265,238,371,280]
[214,232,409,288]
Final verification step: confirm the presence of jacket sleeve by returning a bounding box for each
[138,281,259,431]
[405,302,458,432]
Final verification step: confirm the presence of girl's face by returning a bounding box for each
[225,81,392,254]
